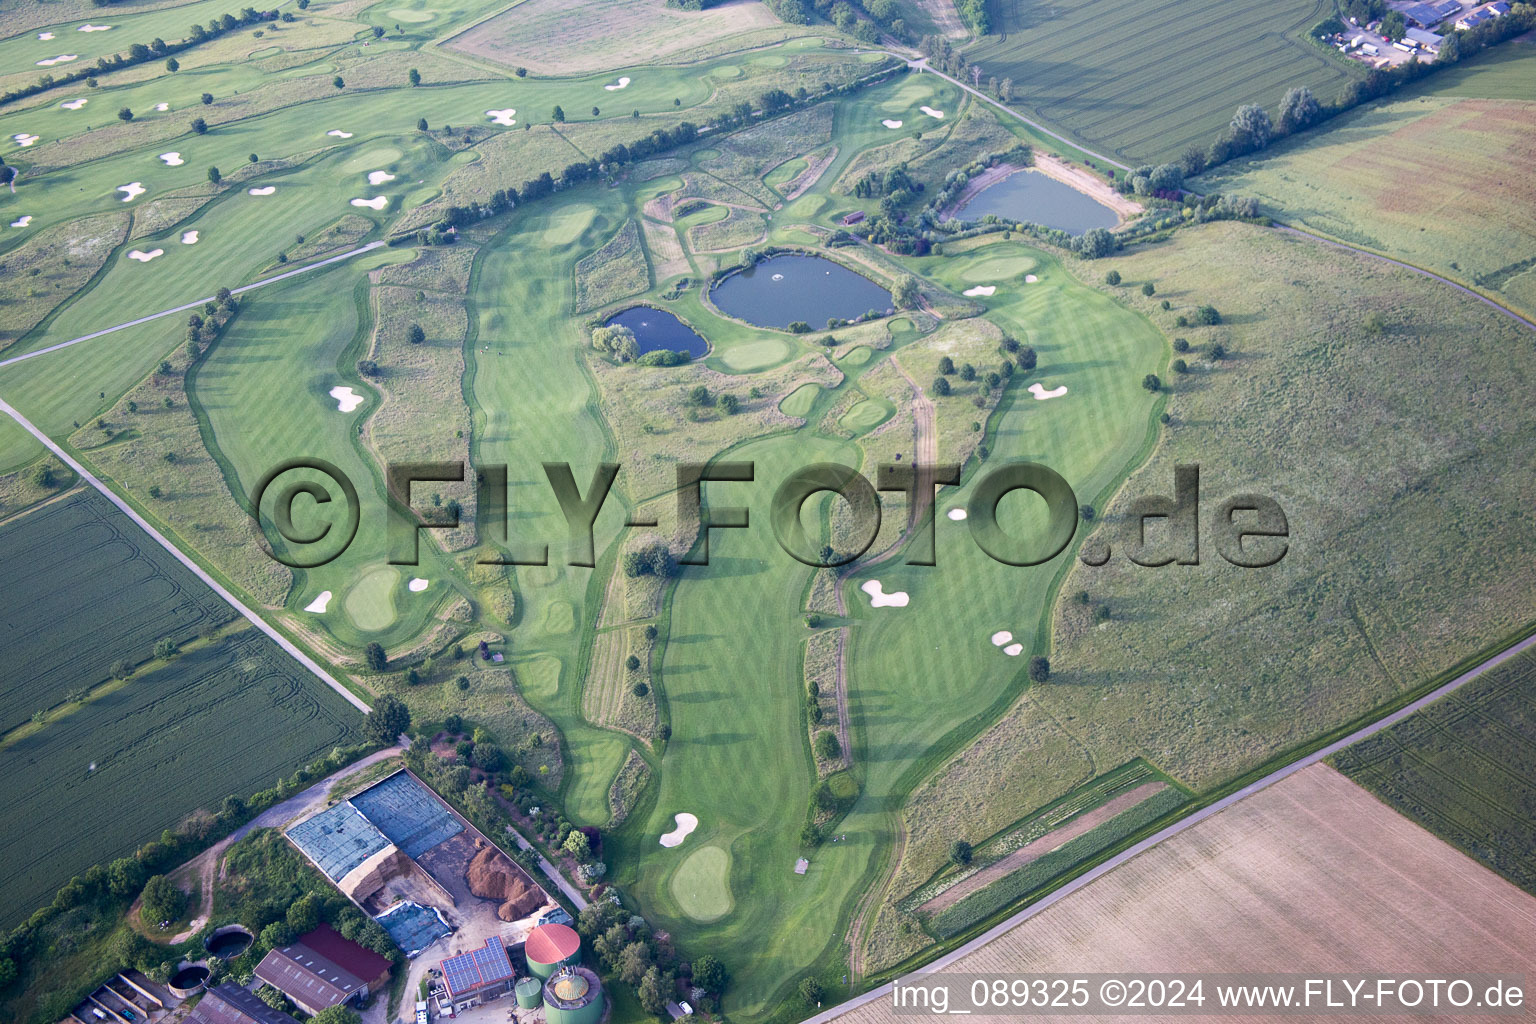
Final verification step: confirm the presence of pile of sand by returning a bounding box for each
[466,843,544,922]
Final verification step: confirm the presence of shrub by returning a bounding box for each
[140,875,185,923]
[1104,270,1121,286]
[814,730,840,760]
[948,839,972,866]
[1142,373,1161,392]
[1172,358,1188,374]
[1028,656,1049,683]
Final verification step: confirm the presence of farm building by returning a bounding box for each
[1404,27,1444,48]
[253,924,392,1015]
[1455,1,1506,27]
[1399,1,1445,26]
[524,921,583,978]
[439,935,516,1012]
[186,983,297,1024]
[543,966,605,1024]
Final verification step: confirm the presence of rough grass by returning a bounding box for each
[0,212,129,354]
[608,748,651,827]
[574,218,650,313]
[687,206,767,252]
[582,623,659,741]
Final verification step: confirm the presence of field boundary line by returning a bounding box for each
[804,625,1536,1024]
[0,395,370,714]
[0,240,388,372]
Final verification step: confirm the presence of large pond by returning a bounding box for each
[605,306,709,358]
[955,169,1119,235]
[710,254,892,329]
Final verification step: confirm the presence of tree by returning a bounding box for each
[800,977,825,1006]
[153,637,178,658]
[814,730,840,760]
[371,25,385,38]
[118,106,133,121]
[31,462,57,489]
[1078,226,1116,258]
[140,875,186,923]
[1142,373,1162,392]
[693,954,729,994]
[1230,103,1272,150]
[1028,656,1049,683]
[1210,342,1227,360]
[207,166,221,184]
[165,57,180,72]
[417,117,429,131]
[948,839,972,866]
[1277,86,1322,134]
[309,1008,361,1024]
[892,274,918,309]
[638,966,670,1016]
[1104,270,1121,286]
[201,92,214,104]
[1141,282,1156,296]
[366,694,410,743]
[1172,358,1188,374]
[1437,31,1461,63]
[938,355,955,375]
[932,376,951,396]
[592,324,639,362]
[1381,10,1406,40]
[191,117,208,134]
[364,642,387,671]
[959,363,976,381]
[407,322,425,345]
[332,75,344,89]
[552,105,565,122]
[472,743,504,772]
[286,892,322,934]
[1193,304,1222,325]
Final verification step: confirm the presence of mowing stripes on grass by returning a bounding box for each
[671,844,734,923]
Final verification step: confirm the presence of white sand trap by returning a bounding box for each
[37,54,78,66]
[248,186,275,195]
[13,134,40,147]
[154,102,169,112]
[947,507,966,521]
[127,248,163,262]
[659,812,699,848]
[881,118,903,128]
[1028,382,1068,400]
[304,590,332,613]
[604,76,631,91]
[351,196,388,210]
[78,24,113,31]
[181,230,198,244]
[862,579,910,608]
[329,385,363,412]
[117,182,145,201]
[408,578,429,592]
[326,129,352,138]
[771,273,784,281]
[38,31,55,40]
[367,170,395,185]
[10,216,33,228]
[1024,274,1039,283]
[1004,643,1023,656]
[963,285,996,297]
[61,98,87,110]
[991,630,1013,646]
[159,151,183,165]
[920,105,944,118]
[485,108,516,126]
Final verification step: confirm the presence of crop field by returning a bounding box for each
[967,0,1360,164]
[834,766,1536,1024]
[1335,647,1536,895]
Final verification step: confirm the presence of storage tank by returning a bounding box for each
[516,977,543,1009]
[543,966,603,1024]
[524,922,582,978]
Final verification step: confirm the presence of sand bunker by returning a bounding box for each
[181,230,198,244]
[38,31,54,40]
[920,105,944,118]
[881,119,902,128]
[771,273,784,281]
[351,196,388,210]
[861,579,910,608]
[154,102,169,112]
[248,186,275,195]
[604,76,631,91]
[991,630,1013,646]
[127,248,163,262]
[485,108,516,126]
[1028,382,1067,400]
[466,841,544,921]
[78,24,112,31]
[408,578,428,592]
[329,385,363,412]
[304,591,332,613]
[10,216,33,228]
[367,170,395,185]
[61,98,87,110]
[13,134,40,147]
[117,182,145,201]
[36,54,78,66]
[1025,274,1038,283]
[963,285,996,297]
[326,129,352,138]
[1003,643,1023,656]
[947,508,966,521]
[660,812,699,848]
[159,152,183,165]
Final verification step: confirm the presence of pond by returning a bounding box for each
[605,306,709,359]
[955,169,1119,236]
[710,254,893,330]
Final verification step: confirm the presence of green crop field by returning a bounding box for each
[1335,647,1536,896]
[967,0,1361,164]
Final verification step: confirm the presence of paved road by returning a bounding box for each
[805,626,1536,1024]
[503,827,589,910]
[0,240,387,371]
[0,395,370,713]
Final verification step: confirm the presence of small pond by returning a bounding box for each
[955,169,1119,235]
[710,254,892,330]
[605,306,709,358]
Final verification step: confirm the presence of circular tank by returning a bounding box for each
[168,960,210,998]
[204,924,254,959]
[543,966,603,1024]
[525,922,582,979]
[516,977,543,1009]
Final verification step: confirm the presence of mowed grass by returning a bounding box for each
[670,844,734,922]
[968,0,1360,163]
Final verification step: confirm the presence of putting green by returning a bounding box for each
[543,204,597,244]
[961,254,1038,282]
[387,7,437,21]
[345,567,400,631]
[751,54,787,67]
[838,345,873,367]
[691,148,721,165]
[880,78,937,113]
[839,398,893,433]
[711,64,743,79]
[518,655,561,702]
[719,339,789,371]
[784,195,825,219]
[670,844,734,923]
[342,146,402,174]
[540,599,576,634]
[779,383,821,418]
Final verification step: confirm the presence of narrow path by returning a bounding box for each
[0,395,370,712]
[803,625,1536,1024]
[502,827,589,910]
[0,240,387,371]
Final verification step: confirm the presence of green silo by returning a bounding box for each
[543,967,603,1024]
[524,922,582,979]
[516,977,543,1009]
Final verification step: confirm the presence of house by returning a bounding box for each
[186,983,298,1024]
[439,935,516,1013]
[254,923,393,1016]
[1405,26,1444,48]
